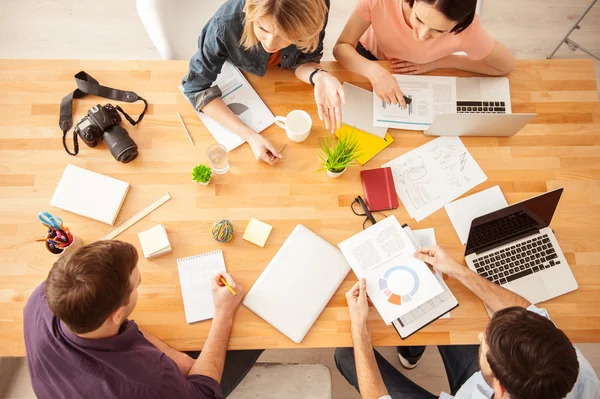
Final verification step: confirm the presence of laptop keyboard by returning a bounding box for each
[473,234,561,285]
[457,101,506,114]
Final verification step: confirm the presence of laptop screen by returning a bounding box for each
[465,188,563,255]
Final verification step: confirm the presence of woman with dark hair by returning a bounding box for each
[333,0,515,107]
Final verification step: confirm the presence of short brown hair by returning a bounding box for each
[240,0,327,53]
[45,240,138,334]
[485,307,579,399]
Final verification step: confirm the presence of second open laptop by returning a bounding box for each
[464,188,578,311]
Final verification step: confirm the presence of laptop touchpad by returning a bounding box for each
[456,78,482,101]
[507,275,549,304]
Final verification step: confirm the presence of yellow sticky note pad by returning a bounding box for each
[242,218,273,247]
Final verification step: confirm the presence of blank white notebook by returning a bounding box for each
[177,250,226,324]
[50,164,129,225]
[243,225,351,343]
[138,225,171,259]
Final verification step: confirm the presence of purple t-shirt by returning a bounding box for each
[23,282,223,399]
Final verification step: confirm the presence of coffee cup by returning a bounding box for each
[274,110,312,143]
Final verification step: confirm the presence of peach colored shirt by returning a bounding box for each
[356,0,495,63]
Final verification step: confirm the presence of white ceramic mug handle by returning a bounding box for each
[274,116,287,130]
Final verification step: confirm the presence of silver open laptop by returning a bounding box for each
[464,188,578,311]
[426,77,536,136]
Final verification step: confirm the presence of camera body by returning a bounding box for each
[74,104,138,163]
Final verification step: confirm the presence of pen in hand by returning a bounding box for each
[270,143,287,162]
[220,277,237,296]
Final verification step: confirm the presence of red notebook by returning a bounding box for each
[360,167,399,212]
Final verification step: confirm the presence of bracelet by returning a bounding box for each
[309,68,328,87]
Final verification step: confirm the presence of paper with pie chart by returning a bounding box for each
[338,215,444,324]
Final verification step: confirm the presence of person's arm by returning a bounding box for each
[346,279,389,399]
[139,326,195,376]
[415,246,529,314]
[189,272,244,382]
[333,10,407,107]
[391,41,515,76]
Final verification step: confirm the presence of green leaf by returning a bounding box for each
[191,164,212,183]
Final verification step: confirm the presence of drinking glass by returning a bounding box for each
[207,144,229,174]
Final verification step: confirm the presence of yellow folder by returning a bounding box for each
[335,125,394,166]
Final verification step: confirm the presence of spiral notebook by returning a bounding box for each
[176,250,226,323]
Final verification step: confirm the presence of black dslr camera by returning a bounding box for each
[74,104,138,163]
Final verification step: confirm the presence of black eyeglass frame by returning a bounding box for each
[351,196,388,229]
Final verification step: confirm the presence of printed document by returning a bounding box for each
[179,61,275,151]
[338,215,443,324]
[383,137,487,222]
[373,75,457,130]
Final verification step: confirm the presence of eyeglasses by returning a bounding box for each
[351,196,387,230]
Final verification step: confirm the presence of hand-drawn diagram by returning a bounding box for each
[383,137,488,221]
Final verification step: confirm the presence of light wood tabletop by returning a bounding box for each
[0,59,599,357]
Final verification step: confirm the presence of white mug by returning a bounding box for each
[274,110,312,143]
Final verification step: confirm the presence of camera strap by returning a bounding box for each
[59,71,148,156]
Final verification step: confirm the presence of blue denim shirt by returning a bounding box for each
[182,0,330,111]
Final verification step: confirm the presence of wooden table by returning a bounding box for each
[1,59,599,357]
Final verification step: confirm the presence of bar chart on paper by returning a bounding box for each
[381,94,413,115]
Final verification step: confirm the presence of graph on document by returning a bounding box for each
[381,94,413,116]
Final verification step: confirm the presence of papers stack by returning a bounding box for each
[338,215,444,324]
[138,225,172,259]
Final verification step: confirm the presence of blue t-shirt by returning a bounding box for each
[24,282,222,399]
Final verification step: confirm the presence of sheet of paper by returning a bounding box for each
[179,61,275,151]
[338,215,444,325]
[342,82,388,138]
[445,185,508,244]
[177,251,226,323]
[242,218,273,247]
[403,227,451,319]
[373,75,457,130]
[383,137,487,222]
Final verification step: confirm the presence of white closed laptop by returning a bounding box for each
[425,113,537,137]
[243,224,351,344]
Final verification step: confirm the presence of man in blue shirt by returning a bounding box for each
[335,245,600,399]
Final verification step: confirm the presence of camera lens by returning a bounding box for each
[102,126,138,164]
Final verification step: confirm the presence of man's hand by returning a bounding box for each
[247,133,282,165]
[414,246,465,278]
[345,278,370,328]
[391,59,438,75]
[313,72,346,133]
[212,272,244,320]
[366,63,407,107]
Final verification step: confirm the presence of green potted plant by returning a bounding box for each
[192,164,212,186]
[318,131,362,178]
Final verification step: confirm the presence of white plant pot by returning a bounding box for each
[197,178,211,186]
[327,168,346,178]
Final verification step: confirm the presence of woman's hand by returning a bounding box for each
[247,133,282,165]
[366,63,407,107]
[313,72,347,134]
[391,59,438,75]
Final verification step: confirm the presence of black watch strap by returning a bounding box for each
[309,68,328,87]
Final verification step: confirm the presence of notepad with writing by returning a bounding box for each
[50,164,129,225]
[176,250,226,323]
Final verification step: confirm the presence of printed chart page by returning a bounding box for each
[338,215,443,324]
[383,137,487,222]
[373,75,457,130]
[179,61,275,151]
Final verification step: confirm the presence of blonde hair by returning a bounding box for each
[240,0,327,53]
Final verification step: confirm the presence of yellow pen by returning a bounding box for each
[220,277,237,296]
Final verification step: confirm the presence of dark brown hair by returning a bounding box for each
[485,307,579,399]
[406,0,476,34]
[45,240,138,334]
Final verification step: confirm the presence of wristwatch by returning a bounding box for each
[309,68,328,87]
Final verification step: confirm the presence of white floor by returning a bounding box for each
[1,0,599,397]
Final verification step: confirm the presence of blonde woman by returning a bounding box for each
[183,0,345,165]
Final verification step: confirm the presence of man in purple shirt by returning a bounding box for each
[23,240,261,398]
